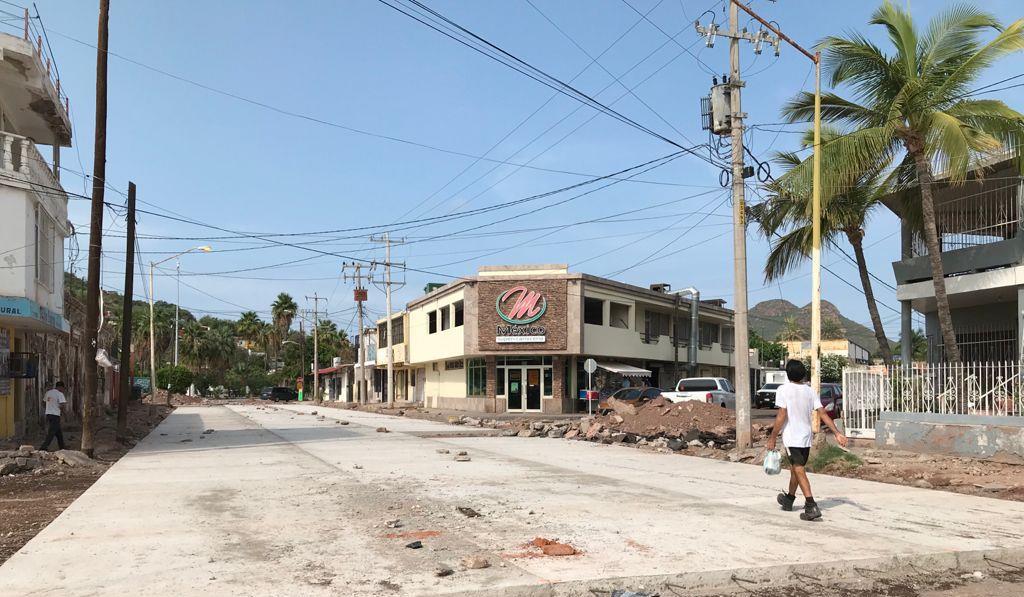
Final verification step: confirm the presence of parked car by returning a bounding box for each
[820,382,843,419]
[755,383,782,408]
[260,386,298,402]
[663,377,735,409]
[597,386,663,415]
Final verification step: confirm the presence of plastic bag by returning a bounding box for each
[763,449,782,475]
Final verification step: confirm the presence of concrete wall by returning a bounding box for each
[876,412,1024,463]
[0,184,66,316]
[424,362,467,409]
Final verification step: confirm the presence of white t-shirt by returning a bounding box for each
[774,381,822,448]
[44,389,66,416]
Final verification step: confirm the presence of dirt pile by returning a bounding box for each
[594,397,736,440]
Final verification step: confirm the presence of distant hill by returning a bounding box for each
[748,299,885,355]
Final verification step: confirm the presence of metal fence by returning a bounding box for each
[911,178,1022,257]
[843,361,1024,438]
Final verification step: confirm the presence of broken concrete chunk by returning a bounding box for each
[18,445,34,453]
[385,519,402,529]
[201,429,215,434]
[56,450,95,467]
[338,420,350,425]
[0,461,18,476]
[454,454,471,462]
[405,540,423,549]
[461,555,490,569]
[457,506,481,518]
[436,449,450,454]
[376,427,390,433]
[435,566,454,577]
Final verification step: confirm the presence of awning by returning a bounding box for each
[596,361,651,377]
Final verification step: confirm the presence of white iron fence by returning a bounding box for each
[843,361,1023,438]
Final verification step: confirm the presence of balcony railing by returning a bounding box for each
[0,130,66,201]
[912,177,1022,256]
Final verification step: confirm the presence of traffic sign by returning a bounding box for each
[583,358,597,374]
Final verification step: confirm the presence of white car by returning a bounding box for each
[755,383,782,408]
[662,377,736,409]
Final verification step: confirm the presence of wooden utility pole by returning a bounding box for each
[305,295,326,403]
[370,234,405,408]
[115,182,136,442]
[343,262,369,403]
[81,0,110,458]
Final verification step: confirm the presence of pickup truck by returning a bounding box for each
[662,377,736,409]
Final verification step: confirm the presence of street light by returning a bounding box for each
[149,245,211,401]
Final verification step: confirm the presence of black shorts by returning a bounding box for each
[787,447,810,466]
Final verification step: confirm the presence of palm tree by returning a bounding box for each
[783,2,1024,362]
[777,316,806,342]
[236,311,263,348]
[271,293,298,339]
[820,318,846,341]
[179,321,206,370]
[752,127,894,363]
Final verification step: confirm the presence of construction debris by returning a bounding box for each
[405,540,423,549]
[457,506,481,518]
[376,427,390,433]
[454,454,471,462]
[461,555,490,569]
[435,566,454,577]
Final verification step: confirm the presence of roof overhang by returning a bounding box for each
[596,361,651,377]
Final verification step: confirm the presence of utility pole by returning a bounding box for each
[370,233,405,408]
[81,0,110,458]
[343,262,370,404]
[727,0,752,449]
[173,260,180,366]
[116,182,136,443]
[306,294,327,404]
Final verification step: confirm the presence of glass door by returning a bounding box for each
[507,368,523,411]
[526,368,541,411]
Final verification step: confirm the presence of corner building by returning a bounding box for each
[402,264,739,414]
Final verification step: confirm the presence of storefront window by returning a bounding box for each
[496,367,505,395]
[466,358,486,397]
[543,367,552,396]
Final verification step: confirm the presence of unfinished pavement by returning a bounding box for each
[3,405,1024,596]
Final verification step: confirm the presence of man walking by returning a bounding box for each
[40,380,67,451]
[767,360,847,521]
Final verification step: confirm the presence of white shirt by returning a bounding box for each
[44,389,66,416]
[774,381,822,448]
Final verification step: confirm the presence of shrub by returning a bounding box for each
[807,444,863,472]
[156,365,194,394]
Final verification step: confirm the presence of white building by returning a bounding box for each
[0,21,73,438]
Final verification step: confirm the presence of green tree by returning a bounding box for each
[750,330,788,367]
[777,316,806,342]
[236,311,263,347]
[752,127,892,363]
[820,318,846,341]
[271,293,298,337]
[156,365,194,394]
[801,354,848,383]
[783,2,1024,362]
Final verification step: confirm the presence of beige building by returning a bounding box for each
[781,338,871,364]
[375,265,740,414]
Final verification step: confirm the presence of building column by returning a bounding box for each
[485,355,497,413]
[552,356,565,413]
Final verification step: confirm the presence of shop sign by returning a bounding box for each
[495,285,547,343]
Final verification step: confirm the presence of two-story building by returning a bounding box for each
[0,22,73,438]
[373,264,739,414]
[886,149,1022,363]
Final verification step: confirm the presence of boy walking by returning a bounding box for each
[40,380,67,451]
[767,360,847,521]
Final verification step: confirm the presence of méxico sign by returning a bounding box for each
[495,285,547,343]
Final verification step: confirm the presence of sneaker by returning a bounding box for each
[776,493,796,511]
[800,502,822,521]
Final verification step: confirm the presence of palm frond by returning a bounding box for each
[933,17,1024,103]
[869,1,920,79]
[920,4,1000,72]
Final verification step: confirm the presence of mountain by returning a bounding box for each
[748,299,886,355]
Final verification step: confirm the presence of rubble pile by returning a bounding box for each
[448,397,769,458]
[0,446,99,478]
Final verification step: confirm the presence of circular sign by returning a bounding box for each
[495,285,547,325]
[583,358,597,374]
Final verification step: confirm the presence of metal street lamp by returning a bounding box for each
[148,245,211,402]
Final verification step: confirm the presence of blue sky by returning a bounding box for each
[30,0,1024,338]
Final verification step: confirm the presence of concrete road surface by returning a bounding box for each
[3,404,1024,596]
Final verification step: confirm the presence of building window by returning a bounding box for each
[644,310,671,342]
[466,358,486,397]
[35,206,54,289]
[444,359,464,371]
[441,305,451,331]
[609,302,630,329]
[428,311,437,334]
[543,367,552,396]
[496,367,505,395]
[391,318,404,344]
[584,297,604,325]
[699,322,719,348]
[675,317,690,346]
[721,326,735,352]
[377,323,387,345]
[454,300,464,327]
